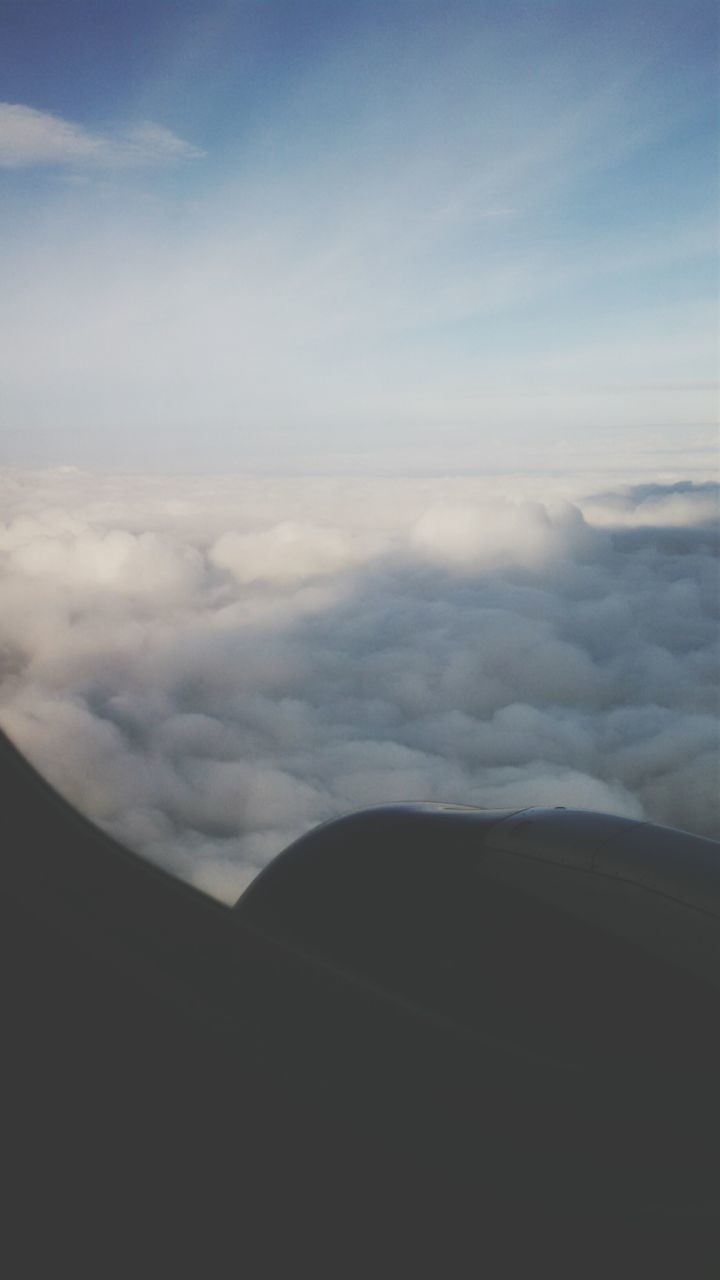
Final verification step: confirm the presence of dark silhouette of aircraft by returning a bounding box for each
[2,724,719,1268]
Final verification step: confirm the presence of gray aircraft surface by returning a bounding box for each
[2,724,719,1269]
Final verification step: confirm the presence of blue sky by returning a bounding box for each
[0,0,717,471]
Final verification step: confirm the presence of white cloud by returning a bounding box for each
[410,499,603,571]
[5,525,204,600]
[0,103,203,169]
[210,522,363,586]
[582,481,720,528]
[0,469,717,902]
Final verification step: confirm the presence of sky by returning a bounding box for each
[0,2,718,898]
[0,0,717,471]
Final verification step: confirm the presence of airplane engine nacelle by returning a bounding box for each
[236,804,720,1214]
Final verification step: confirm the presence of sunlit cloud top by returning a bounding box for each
[0,0,717,471]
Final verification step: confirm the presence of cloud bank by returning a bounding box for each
[0,103,203,168]
[0,469,717,901]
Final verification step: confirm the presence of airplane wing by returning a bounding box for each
[2,726,719,1267]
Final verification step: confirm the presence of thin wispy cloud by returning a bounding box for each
[0,103,204,169]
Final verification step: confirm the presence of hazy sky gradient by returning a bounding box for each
[1,0,717,470]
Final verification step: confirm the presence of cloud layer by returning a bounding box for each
[0,469,717,901]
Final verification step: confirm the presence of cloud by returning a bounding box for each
[0,469,717,902]
[582,480,720,528]
[0,103,203,169]
[411,499,603,571]
[209,522,365,586]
